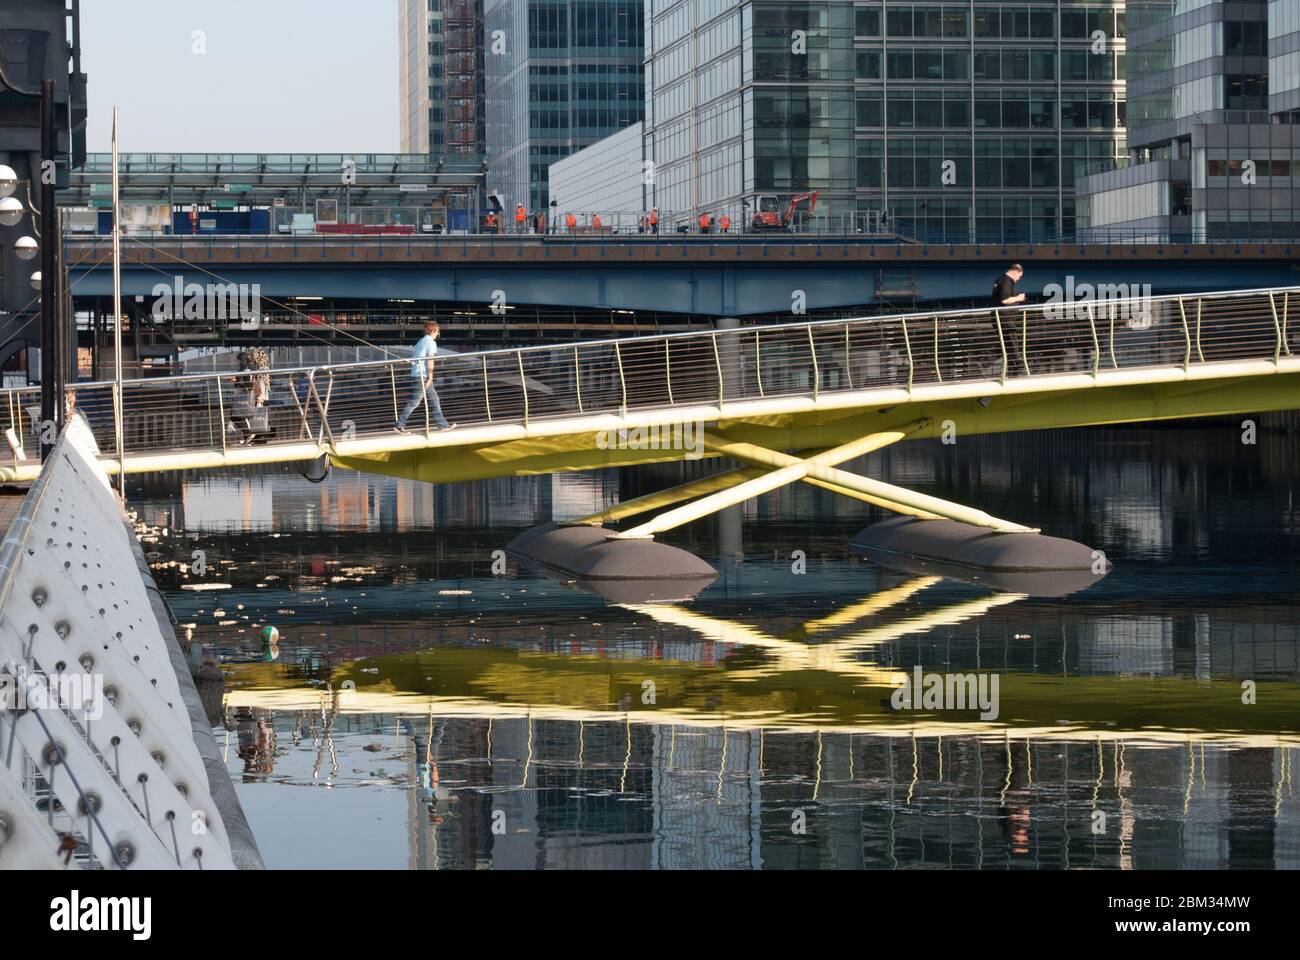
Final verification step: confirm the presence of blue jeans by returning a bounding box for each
[397,379,449,429]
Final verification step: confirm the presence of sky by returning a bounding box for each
[80,0,399,154]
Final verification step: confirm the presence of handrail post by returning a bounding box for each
[215,379,226,455]
[1108,302,1117,368]
[663,339,673,405]
[482,355,493,422]
[1283,292,1292,356]
[614,341,627,413]
[1086,303,1099,376]
[575,346,585,412]
[1021,308,1030,376]
[1194,298,1204,362]
[1178,297,1191,370]
[932,317,942,383]
[755,329,764,397]
[711,331,724,406]
[993,309,1007,383]
[900,318,914,392]
[517,350,529,425]
[1269,291,1285,362]
[807,325,819,398]
[844,323,853,389]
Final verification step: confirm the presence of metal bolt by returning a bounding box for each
[115,841,135,866]
[30,588,46,607]
[41,742,66,766]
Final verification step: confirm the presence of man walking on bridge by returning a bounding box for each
[395,322,454,433]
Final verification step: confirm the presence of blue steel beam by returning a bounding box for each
[67,252,1300,317]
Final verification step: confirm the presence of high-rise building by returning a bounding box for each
[560,1,1128,241]
[1079,0,1300,241]
[485,0,645,213]
[400,0,486,158]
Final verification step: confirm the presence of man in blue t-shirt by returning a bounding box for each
[395,321,454,431]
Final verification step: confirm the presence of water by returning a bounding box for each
[131,424,1300,869]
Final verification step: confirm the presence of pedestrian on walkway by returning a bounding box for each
[395,322,454,432]
[992,264,1028,376]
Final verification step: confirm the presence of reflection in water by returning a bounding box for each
[131,425,1300,869]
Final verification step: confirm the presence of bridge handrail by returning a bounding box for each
[0,284,1293,475]
[43,283,1300,393]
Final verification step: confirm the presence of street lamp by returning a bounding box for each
[14,235,37,260]
[0,67,60,459]
[0,195,23,227]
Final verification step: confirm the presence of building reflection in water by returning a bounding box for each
[222,707,1298,870]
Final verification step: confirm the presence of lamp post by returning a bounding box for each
[0,64,61,460]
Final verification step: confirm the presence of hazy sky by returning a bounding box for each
[81,0,399,154]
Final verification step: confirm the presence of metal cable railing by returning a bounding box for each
[1,285,1296,471]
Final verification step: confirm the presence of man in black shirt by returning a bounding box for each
[992,264,1026,306]
[991,264,1028,378]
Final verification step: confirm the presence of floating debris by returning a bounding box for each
[181,583,232,592]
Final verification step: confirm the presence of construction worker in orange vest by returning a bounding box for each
[515,204,526,232]
[592,213,602,230]
[719,213,731,233]
[648,208,659,234]
[565,212,577,233]
[485,211,497,233]
[698,211,712,234]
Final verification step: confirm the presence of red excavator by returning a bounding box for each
[750,191,820,232]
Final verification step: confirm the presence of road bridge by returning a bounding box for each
[65,234,1300,323]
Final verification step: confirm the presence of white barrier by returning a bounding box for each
[0,417,235,869]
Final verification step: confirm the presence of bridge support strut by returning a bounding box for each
[609,422,1036,541]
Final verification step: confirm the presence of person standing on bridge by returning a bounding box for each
[515,204,526,234]
[992,264,1028,376]
[395,321,454,433]
[992,264,1026,308]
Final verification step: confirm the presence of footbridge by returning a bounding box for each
[3,285,1298,544]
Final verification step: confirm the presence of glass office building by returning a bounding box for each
[634,0,1128,240]
[485,0,645,212]
[400,0,487,158]
[1079,0,1300,241]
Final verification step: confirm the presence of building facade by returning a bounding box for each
[400,0,487,158]
[1079,0,1300,241]
[563,0,1130,241]
[548,121,647,226]
[485,0,645,213]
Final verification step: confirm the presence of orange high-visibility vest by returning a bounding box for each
[648,210,658,226]
[592,214,602,228]
[720,215,731,231]
[515,205,526,223]
[565,213,576,228]
[699,213,711,229]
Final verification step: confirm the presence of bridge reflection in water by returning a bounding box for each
[214,576,1300,870]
